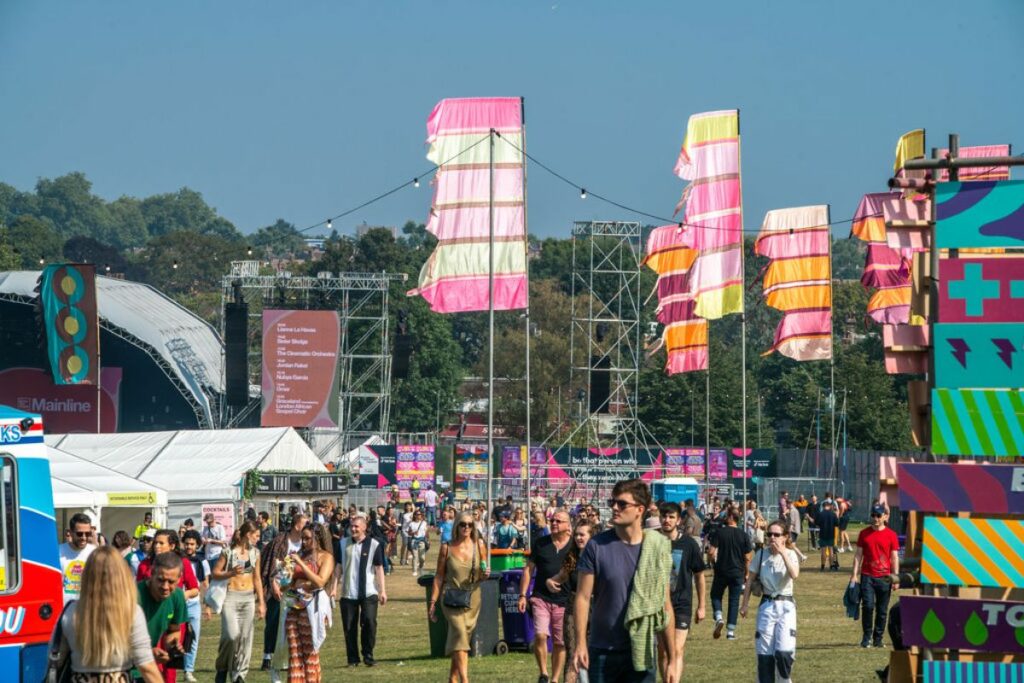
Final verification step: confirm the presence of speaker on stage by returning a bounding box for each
[589,355,611,414]
[224,302,249,407]
[393,333,414,379]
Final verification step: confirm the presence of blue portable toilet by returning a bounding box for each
[651,477,701,505]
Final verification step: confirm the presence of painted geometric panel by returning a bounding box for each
[935,180,1024,249]
[934,324,1024,389]
[901,595,1024,653]
[897,463,1024,515]
[939,256,1024,323]
[922,661,1024,683]
[922,517,1024,588]
[932,389,1024,456]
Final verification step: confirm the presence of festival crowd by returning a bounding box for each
[49,481,899,683]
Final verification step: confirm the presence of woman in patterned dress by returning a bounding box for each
[275,523,334,683]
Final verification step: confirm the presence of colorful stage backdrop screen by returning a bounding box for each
[358,444,435,499]
[260,309,340,428]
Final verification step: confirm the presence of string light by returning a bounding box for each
[326,219,332,230]
[413,178,420,188]
[104,264,111,273]
[172,260,179,270]
[580,188,587,200]
[38,256,45,265]
[246,246,253,257]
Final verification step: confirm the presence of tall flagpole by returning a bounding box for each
[738,109,747,506]
[520,98,532,549]
[705,350,711,504]
[828,205,836,496]
[487,128,495,567]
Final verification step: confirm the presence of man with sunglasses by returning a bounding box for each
[850,504,900,648]
[59,512,96,604]
[574,479,677,683]
[519,509,572,683]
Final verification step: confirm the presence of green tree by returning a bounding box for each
[139,188,241,241]
[131,230,245,295]
[63,235,127,272]
[0,227,21,271]
[252,219,306,257]
[7,215,62,268]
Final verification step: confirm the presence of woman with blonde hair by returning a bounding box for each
[49,546,163,682]
[429,511,490,683]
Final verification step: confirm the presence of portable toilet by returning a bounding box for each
[651,477,700,505]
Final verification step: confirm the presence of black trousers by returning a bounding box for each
[341,596,380,663]
[860,575,892,641]
[710,574,745,629]
[263,595,281,655]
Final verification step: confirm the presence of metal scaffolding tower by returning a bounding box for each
[219,261,405,462]
[567,221,659,451]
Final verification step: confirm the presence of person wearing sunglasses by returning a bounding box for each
[849,504,899,649]
[573,479,677,683]
[60,512,97,605]
[739,519,800,683]
[429,511,490,683]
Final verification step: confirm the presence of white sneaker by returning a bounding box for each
[184,674,197,683]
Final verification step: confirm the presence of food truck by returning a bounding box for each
[0,406,62,680]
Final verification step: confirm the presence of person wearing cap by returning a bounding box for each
[850,504,900,648]
[201,513,228,565]
[131,528,157,577]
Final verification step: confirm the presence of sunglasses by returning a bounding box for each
[73,531,91,538]
[608,498,637,510]
[766,531,786,538]
[458,522,473,529]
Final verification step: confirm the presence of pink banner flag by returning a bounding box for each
[755,206,832,361]
[851,192,912,325]
[408,97,527,313]
[643,225,707,373]
[674,110,744,320]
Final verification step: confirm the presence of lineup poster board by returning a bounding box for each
[708,448,728,480]
[501,446,525,478]
[395,445,435,500]
[261,309,340,428]
[664,447,705,477]
[454,444,489,499]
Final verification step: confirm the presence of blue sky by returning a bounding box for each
[1,1,1021,239]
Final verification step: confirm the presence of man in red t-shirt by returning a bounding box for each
[850,504,900,648]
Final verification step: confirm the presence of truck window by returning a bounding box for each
[0,456,17,592]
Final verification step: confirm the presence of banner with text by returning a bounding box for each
[261,309,340,428]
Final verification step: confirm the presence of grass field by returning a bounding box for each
[193,536,891,682]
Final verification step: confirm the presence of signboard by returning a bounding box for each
[40,263,99,385]
[395,445,435,500]
[708,448,728,480]
[932,388,1024,456]
[922,517,1024,588]
[935,180,1024,249]
[502,445,526,478]
[934,324,1024,389]
[0,366,121,433]
[201,503,235,540]
[105,492,158,507]
[260,309,340,428]
[454,444,488,499]
[256,472,347,496]
[663,448,705,477]
[901,595,1024,653]
[897,463,1024,514]
[922,661,1024,683]
[939,257,1024,323]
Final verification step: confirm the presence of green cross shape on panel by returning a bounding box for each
[948,263,1001,316]
[1013,279,1024,299]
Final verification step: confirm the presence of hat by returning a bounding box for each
[142,528,157,539]
[871,504,887,516]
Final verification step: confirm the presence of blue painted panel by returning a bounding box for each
[934,323,1024,389]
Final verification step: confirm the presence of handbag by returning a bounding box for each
[204,547,230,613]
[441,541,477,610]
[44,601,74,683]
[749,549,765,598]
[166,621,196,670]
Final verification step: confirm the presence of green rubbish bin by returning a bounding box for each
[417,574,449,657]
[489,549,527,572]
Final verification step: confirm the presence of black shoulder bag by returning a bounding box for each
[44,601,74,683]
[442,542,477,609]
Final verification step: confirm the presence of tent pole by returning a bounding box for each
[486,129,495,568]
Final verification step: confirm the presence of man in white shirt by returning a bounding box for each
[422,485,440,527]
[201,513,227,564]
[59,512,96,604]
[336,515,387,667]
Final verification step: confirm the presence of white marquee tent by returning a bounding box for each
[48,427,327,524]
[46,445,168,536]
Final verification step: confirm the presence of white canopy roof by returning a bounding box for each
[45,445,168,509]
[0,270,223,425]
[49,427,327,503]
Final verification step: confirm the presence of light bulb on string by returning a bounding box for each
[580,188,587,200]
[172,260,179,270]
[38,256,45,265]
[327,219,332,230]
[247,246,253,257]
[413,178,420,188]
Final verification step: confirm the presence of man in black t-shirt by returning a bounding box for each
[708,508,751,640]
[817,499,840,571]
[805,494,820,549]
[658,502,706,682]
[519,509,571,683]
